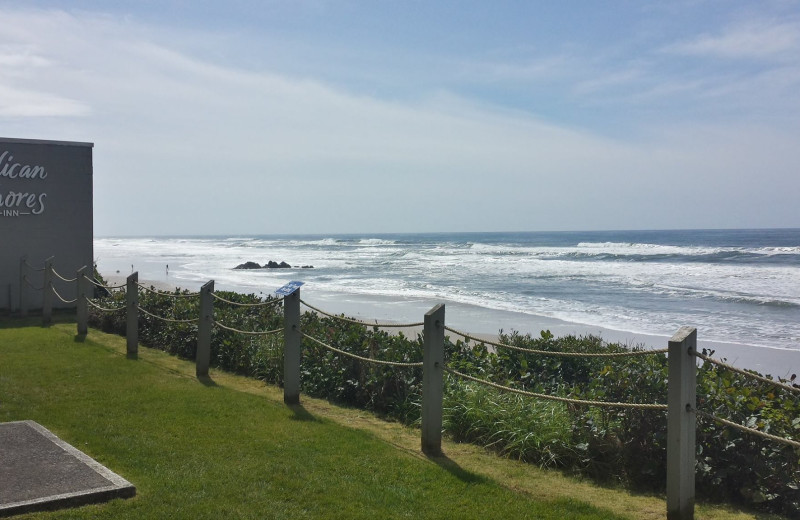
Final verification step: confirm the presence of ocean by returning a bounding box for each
[94,229,800,362]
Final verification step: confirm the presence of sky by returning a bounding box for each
[2,1,799,236]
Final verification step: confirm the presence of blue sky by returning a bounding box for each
[2,1,799,235]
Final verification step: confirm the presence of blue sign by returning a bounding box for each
[275,281,304,296]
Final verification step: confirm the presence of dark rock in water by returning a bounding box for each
[301,265,314,269]
[234,261,262,270]
[234,260,296,269]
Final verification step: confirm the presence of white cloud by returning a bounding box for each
[0,84,89,117]
[665,19,800,60]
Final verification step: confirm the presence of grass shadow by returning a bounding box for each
[428,454,488,485]
[0,313,75,329]
[288,403,321,422]
[197,375,217,387]
[74,333,87,343]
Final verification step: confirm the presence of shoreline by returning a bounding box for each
[103,274,799,379]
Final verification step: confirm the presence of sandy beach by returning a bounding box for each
[104,274,799,379]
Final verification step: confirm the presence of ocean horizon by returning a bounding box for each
[94,228,800,376]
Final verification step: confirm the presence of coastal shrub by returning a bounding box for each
[297,311,424,423]
[443,380,575,467]
[88,287,800,517]
[88,288,283,379]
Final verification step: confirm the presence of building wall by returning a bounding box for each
[0,137,94,311]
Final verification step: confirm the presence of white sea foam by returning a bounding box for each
[94,232,800,351]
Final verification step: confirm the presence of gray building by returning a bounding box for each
[1,137,94,312]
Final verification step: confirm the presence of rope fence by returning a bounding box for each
[137,283,200,298]
[22,276,43,291]
[300,331,424,368]
[51,268,77,283]
[696,351,800,395]
[445,325,670,358]
[137,305,198,324]
[82,275,127,291]
[695,409,800,449]
[213,320,283,336]
[301,299,424,328]
[212,292,283,307]
[50,284,77,304]
[85,298,126,313]
[23,259,45,272]
[444,366,668,410]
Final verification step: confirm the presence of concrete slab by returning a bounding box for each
[0,421,135,517]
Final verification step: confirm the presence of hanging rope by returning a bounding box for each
[696,352,800,395]
[212,292,284,307]
[300,299,424,328]
[137,305,198,324]
[51,268,77,283]
[82,275,127,290]
[695,409,800,449]
[137,283,200,298]
[213,320,283,336]
[444,366,668,410]
[50,284,77,304]
[444,326,669,358]
[86,298,126,313]
[23,259,45,272]
[23,276,43,291]
[300,332,423,368]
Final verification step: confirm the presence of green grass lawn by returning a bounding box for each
[0,318,782,519]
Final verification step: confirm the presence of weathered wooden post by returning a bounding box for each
[18,256,27,317]
[126,272,138,355]
[421,304,445,456]
[283,287,302,405]
[667,327,697,520]
[76,266,88,335]
[42,257,54,325]
[196,280,214,378]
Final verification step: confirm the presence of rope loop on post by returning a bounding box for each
[300,299,424,328]
[444,366,668,410]
[300,331,424,368]
[444,326,669,358]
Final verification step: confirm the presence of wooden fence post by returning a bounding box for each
[196,280,214,378]
[421,303,445,456]
[76,266,88,335]
[126,272,138,355]
[19,256,27,318]
[667,326,697,520]
[42,257,54,325]
[283,287,301,405]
